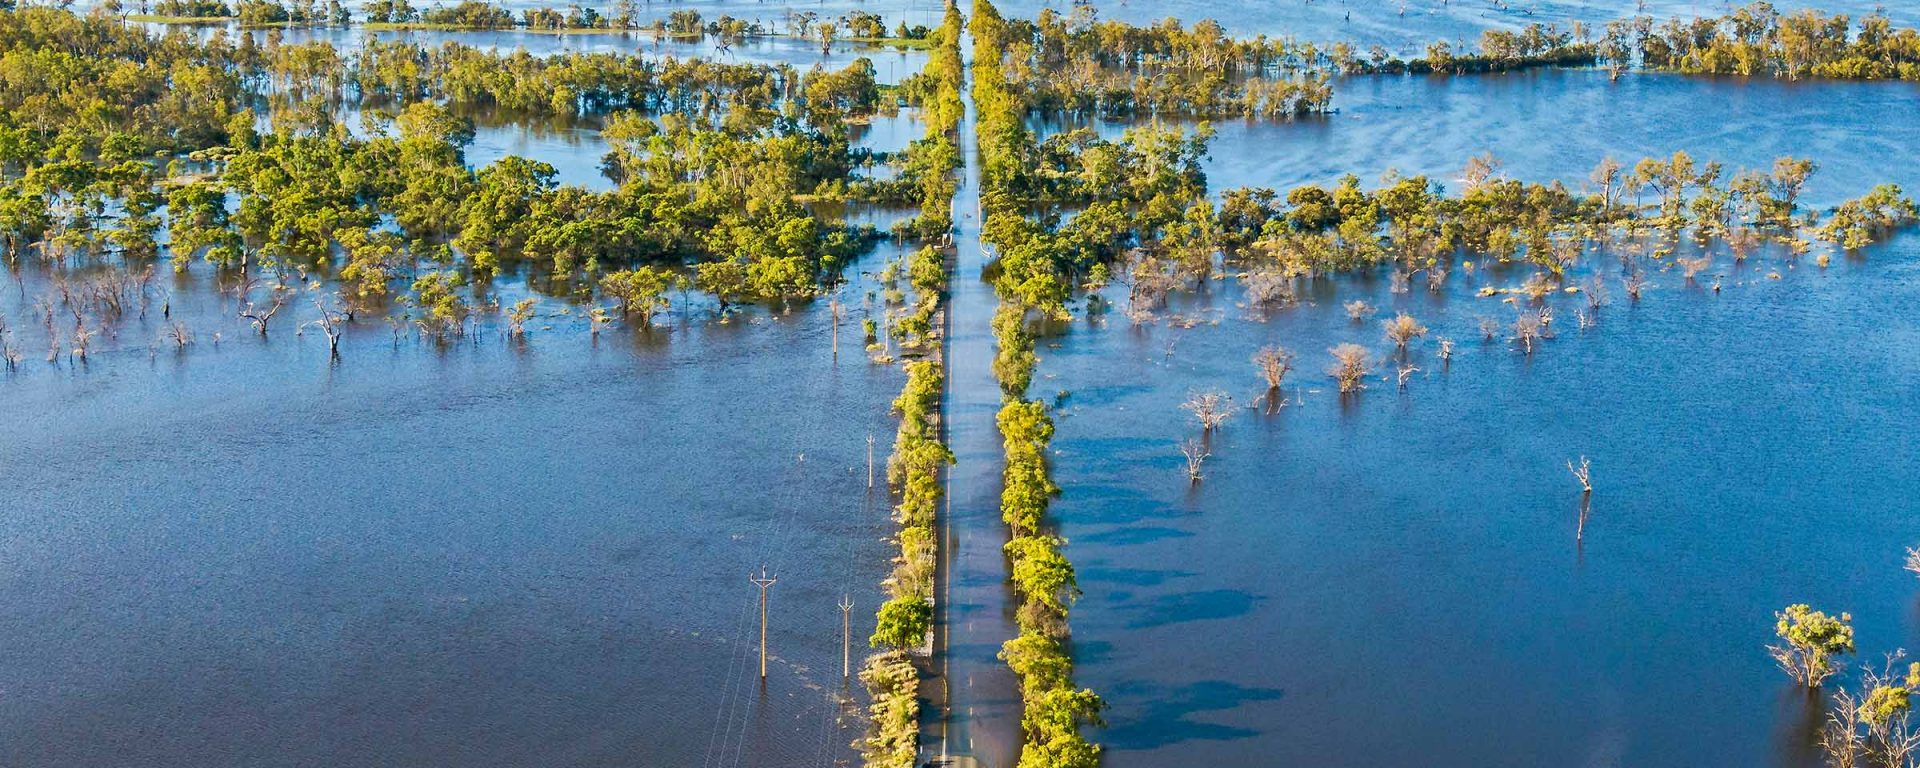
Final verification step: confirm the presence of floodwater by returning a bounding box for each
[989,0,1920,51]
[1044,227,1920,767]
[0,47,925,765]
[0,259,910,766]
[255,0,1920,51]
[987,46,1920,768]
[11,4,1920,767]
[166,22,932,77]
[1015,47,1920,768]
[117,0,1920,60]
[1039,68,1920,211]
[934,31,1026,768]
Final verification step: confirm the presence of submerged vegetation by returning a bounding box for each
[1213,152,1914,282]
[1775,559,1920,767]
[970,0,1920,125]
[125,0,934,44]
[1604,2,1920,81]
[6,0,1920,765]
[859,6,961,768]
[976,2,1108,765]
[0,6,937,359]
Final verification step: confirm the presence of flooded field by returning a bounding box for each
[8,1,1920,766]
[0,243,921,766]
[1044,231,1920,766]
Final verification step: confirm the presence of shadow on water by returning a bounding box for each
[1100,679,1287,751]
[1772,685,1826,768]
[1113,589,1261,631]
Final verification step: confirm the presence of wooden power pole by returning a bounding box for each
[751,568,778,680]
[830,293,843,361]
[838,594,854,681]
[866,434,875,490]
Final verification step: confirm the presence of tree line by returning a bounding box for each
[971,1,1920,122]
[1597,2,1920,81]
[858,6,962,768]
[974,2,1114,766]
[1,6,930,356]
[111,0,939,49]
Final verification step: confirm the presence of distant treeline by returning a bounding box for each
[122,0,935,42]
[0,6,911,324]
[1597,2,1920,80]
[978,1,1919,121]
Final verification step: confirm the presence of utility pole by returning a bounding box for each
[830,292,843,360]
[866,434,875,490]
[838,594,854,681]
[751,568,778,680]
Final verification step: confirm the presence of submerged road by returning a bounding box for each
[926,20,1021,768]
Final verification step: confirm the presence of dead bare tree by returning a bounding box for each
[1905,546,1920,579]
[240,289,287,336]
[1624,270,1647,302]
[166,321,192,348]
[1396,362,1419,390]
[1179,439,1209,484]
[1823,653,1920,768]
[1679,253,1712,281]
[1479,317,1500,341]
[1512,313,1544,354]
[1344,300,1376,322]
[1728,227,1760,262]
[1576,492,1594,542]
[1382,313,1429,351]
[1182,390,1233,432]
[135,266,155,318]
[1521,272,1557,302]
[1426,266,1449,292]
[1328,344,1370,393]
[1252,345,1295,411]
[829,292,844,355]
[1243,268,1294,318]
[1388,271,1410,294]
[1567,456,1593,493]
[1822,677,1868,768]
[1438,338,1454,364]
[71,319,96,362]
[0,321,17,371]
[308,296,346,356]
[1585,276,1609,314]
[1252,345,1295,391]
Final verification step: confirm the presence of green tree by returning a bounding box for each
[600,266,673,327]
[409,270,469,339]
[870,595,931,649]
[1771,604,1855,687]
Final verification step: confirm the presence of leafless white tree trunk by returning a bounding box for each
[1179,439,1209,484]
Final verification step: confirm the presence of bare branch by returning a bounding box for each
[1179,439,1209,484]
[1182,390,1233,432]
